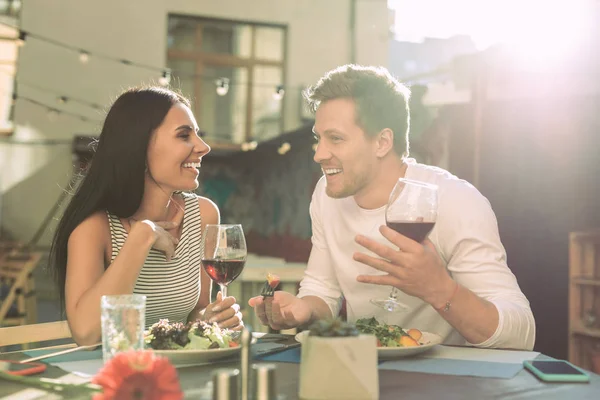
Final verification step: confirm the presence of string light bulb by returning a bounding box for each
[277,142,291,155]
[3,27,364,101]
[79,51,89,64]
[312,143,318,152]
[215,78,230,96]
[57,96,68,104]
[158,70,171,86]
[273,85,285,100]
[241,141,258,151]
[11,93,17,105]
[16,31,26,47]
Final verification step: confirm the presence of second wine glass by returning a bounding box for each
[370,178,439,312]
[201,224,247,298]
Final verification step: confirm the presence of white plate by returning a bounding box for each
[295,330,442,360]
[151,336,258,367]
[152,346,241,366]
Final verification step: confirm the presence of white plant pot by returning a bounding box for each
[299,334,379,400]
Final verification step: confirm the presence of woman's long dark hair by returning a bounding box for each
[49,86,190,308]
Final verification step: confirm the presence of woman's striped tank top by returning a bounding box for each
[106,192,203,326]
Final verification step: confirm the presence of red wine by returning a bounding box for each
[201,259,246,285]
[386,221,435,243]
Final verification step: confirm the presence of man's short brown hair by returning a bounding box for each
[304,64,411,158]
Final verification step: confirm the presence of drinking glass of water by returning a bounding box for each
[101,294,146,363]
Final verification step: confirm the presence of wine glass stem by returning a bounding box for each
[389,286,399,301]
[220,284,227,298]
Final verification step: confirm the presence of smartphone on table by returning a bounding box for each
[523,360,590,383]
[0,360,47,376]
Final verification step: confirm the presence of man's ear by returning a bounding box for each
[375,128,394,158]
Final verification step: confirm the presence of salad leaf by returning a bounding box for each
[355,317,410,347]
[186,333,212,350]
[145,319,235,350]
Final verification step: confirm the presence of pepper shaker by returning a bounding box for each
[212,368,239,400]
[239,328,252,400]
[253,363,277,400]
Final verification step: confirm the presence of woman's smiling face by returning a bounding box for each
[146,102,210,192]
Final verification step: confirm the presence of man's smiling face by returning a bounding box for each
[313,98,380,199]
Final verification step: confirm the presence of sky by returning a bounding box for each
[388,0,594,51]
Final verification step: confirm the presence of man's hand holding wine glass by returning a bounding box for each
[353,225,457,310]
[362,178,445,312]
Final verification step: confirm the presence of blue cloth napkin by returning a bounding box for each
[379,358,524,379]
[255,347,301,363]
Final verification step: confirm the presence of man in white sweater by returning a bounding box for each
[249,65,535,350]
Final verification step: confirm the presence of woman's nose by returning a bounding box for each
[195,136,211,155]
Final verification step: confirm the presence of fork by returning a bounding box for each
[20,343,102,363]
[261,280,275,298]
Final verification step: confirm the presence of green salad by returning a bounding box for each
[144,319,238,350]
[356,317,421,348]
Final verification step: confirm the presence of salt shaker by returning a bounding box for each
[253,363,277,400]
[239,328,252,400]
[212,368,239,400]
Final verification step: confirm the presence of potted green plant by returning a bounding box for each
[299,319,378,400]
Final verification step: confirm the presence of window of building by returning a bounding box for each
[0,0,21,17]
[0,6,20,135]
[167,15,286,146]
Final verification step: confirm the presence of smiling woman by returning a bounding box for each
[48,86,244,346]
[145,103,209,193]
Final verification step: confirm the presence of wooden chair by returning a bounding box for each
[0,320,72,349]
[0,252,42,327]
[0,241,22,258]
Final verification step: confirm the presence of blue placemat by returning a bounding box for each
[375,345,544,379]
[254,345,538,379]
[379,358,523,379]
[23,348,103,364]
[256,347,301,363]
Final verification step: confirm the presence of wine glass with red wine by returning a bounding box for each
[201,224,247,298]
[370,178,438,312]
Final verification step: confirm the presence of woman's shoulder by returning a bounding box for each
[179,192,219,224]
[68,210,110,247]
[74,211,109,231]
[196,195,220,225]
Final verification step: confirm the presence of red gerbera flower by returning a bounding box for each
[92,351,183,400]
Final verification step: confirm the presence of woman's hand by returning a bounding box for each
[131,220,179,261]
[201,291,244,330]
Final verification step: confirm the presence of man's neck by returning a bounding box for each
[353,158,408,210]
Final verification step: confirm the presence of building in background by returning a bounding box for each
[388,35,476,83]
[0,0,391,244]
[167,15,287,145]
